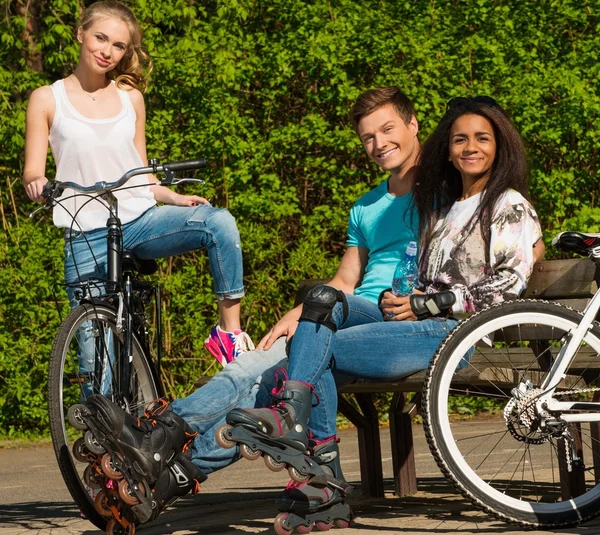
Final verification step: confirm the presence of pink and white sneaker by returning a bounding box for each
[204,326,255,366]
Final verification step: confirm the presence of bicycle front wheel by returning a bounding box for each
[48,302,159,529]
[424,300,600,528]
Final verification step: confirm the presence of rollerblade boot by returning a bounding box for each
[216,379,324,482]
[145,451,205,522]
[69,396,206,532]
[274,437,353,534]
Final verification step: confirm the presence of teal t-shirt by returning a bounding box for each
[347,179,419,304]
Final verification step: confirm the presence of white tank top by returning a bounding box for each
[49,79,156,231]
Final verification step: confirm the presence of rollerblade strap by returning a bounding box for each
[309,473,353,496]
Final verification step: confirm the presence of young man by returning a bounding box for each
[76,87,421,525]
[258,86,419,350]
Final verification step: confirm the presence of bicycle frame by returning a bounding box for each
[536,257,600,422]
[42,159,206,404]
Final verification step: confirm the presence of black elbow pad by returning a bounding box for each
[410,291,456,320]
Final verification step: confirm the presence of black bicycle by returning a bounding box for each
[36,158,206,531]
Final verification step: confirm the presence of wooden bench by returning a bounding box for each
[294,258,600,498]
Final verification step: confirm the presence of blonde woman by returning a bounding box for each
[23,1,253,365]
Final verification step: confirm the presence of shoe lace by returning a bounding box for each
[285,479,307,490]
[234,331,255,355]
[182,430,198,453]
[144,398,169,419]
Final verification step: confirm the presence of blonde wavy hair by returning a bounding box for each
[79,1,153,92]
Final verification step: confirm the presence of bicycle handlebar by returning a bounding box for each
[41,158,207,203]
[162,159,207,172]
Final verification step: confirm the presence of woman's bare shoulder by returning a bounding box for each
[124,86,144,104]
[28,85,55,109]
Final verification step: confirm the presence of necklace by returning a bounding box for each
[68,75,110,102]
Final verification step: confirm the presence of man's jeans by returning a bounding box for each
[171,338,288,474]
[287,292,459,440]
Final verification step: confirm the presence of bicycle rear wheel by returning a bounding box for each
[424,300,600,528]
[48,302,159,529]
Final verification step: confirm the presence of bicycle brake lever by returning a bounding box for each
[29,204,49,219]
[168,178,206,186]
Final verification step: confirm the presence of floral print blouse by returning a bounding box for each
[418,189,542,315]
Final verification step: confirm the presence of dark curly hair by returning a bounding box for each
[414,101,529,254]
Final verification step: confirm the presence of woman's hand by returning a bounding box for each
[380,289,424,321]
[25,176,48,202]
[257,305,302,351]
[150,184,209,206]
[174,193,210,207]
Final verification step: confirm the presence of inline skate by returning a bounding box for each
[216,379,322,481]
[69,395,206,534]
[215,377,352,533]
[274,437,353,534]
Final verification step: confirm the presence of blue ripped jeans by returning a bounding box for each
[172,338,288,474]
[287,291,459,440]
[63,203,245,306]
[63,204,245,395]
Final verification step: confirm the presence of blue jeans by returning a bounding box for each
[171,338,288,474]
[63,203,244,395]
[63,203,245,307]
[287,292,459,440]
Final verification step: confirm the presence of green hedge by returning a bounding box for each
[1,0,598,436]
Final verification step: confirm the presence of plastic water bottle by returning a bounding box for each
[392,241,418,296]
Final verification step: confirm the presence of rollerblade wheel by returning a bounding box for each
[215,424,236,449]
[83,464,103,489]
[84,430,106,455]
[274,512,293,535]
[288,465,310,483]
[333,518,351,529]
[72,437,90,463]
[264,454,285,472]
[118,478,147,506]
[315,520,333,531]
[106,519,135,535]
[296,523,314,534]
[240,443,262,461]
[94,489,113,518]
[68,404,89,430]
[101,452,124,480]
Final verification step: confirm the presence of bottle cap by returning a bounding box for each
[405,241,417,256]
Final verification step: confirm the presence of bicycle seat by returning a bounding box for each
[552,231,600,257]
[122,250,158,275]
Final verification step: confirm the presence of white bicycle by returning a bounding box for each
[424,231,600,528]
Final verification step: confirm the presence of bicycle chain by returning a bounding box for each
[553,385,600,397]
[504,385,600,451]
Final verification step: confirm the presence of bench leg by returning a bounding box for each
[337,393,385,498]
[389,392,418,496]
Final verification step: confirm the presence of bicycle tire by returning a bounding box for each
[424,299,600,528]
[48,302,159,529]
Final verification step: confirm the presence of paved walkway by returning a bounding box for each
[2,425,600,534]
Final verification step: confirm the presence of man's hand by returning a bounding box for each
[25,176,48,202]
[257,305,302,351]
[380,289,424,321]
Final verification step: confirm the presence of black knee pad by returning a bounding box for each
[300,285,348,332]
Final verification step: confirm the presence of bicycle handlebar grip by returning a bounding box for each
[42,180,66,203]
[162,159,207,172]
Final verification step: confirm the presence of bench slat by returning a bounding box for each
[525,259,599,299]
